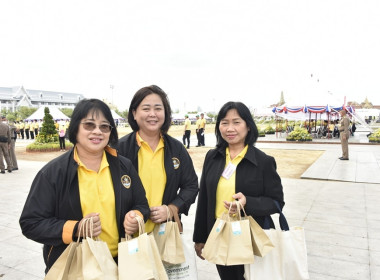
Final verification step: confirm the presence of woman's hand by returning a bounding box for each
[150,205,172,224]
[124,211,139,236]
[77,213,101,237]
[223,192,247,214]
[194,243,205,260]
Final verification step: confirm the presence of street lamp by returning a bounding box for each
[110,85,114,105]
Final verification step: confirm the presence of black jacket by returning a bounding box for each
[193,145,284,244]
[19,147,149,272]
[117,132,199,215]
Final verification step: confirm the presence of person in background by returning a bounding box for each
[182,114,191,149]
[8,119,18,171]
[34,119,39,136]
[338,109,350,160]
[24,120,30,140]
[20,99,149,273]
[199,113,206,146]
[29,120,35,140]
[118,85,199,234]
[195,114,201,147]
[58,119,66,151]
[0,116,13,173]
[193,101,284,280]
[19,120,25,139]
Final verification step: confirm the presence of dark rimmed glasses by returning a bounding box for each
[81,122,113,133]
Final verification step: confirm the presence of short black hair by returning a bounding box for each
[128,85,172,134]
[215,101,258,149]
[68,99,118,147]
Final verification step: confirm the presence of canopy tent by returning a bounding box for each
[111,109,125,121]
[272,104,355,121]
[25,106,70,121]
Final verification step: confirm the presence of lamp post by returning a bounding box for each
[110,84,114,105]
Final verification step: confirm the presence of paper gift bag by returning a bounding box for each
[202,202,254,265]
[153,205,185,265]
[67,217,118,280]
[238,202,274,257]
[164,205,198,279]
[44,242,79,280]
[244,201,309,280]
[118,216,168,280]
[45,215,89,280]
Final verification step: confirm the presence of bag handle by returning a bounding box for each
[167,204,183,233]
[263,200,289,231]
[126,215,145,241]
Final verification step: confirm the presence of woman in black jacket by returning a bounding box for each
[19,99,149,273]
[118,85,198,234]
[193,101,284,280]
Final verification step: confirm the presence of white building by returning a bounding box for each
[0,86,85,112]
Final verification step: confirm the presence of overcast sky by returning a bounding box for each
[1,0,379,112]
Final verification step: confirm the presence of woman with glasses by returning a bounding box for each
[193,101,284,280]
[118,85,198,233]
[20,99,149,274]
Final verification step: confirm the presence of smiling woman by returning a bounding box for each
[19,98,150,274]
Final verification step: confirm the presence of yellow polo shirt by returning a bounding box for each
[215,145,248,218]
[74,147,119,257]
[136,132,166,233]
[200,118,206,129]
[196,119,201,129]
[184,118,191,130]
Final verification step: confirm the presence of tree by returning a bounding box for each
[18,106,37,120]
[41,107,57,135]
[60,108,73,118]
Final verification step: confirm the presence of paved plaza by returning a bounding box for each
[1,133,380,279]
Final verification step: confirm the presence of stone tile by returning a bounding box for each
[370,250,380,267]
[0,243,40,268]
[308,271,354,280]
[328,160,357,182]
[305,230,368,250]
[369,238,380,252]
[303,220,367,238]
[308,255,370,279]
[307,242,369,265]
[0,267,41,280]
[371,265,380,280]
[367,219,380,230]
[368,227,380,240]
[305,212,367,228]
[13,257,45,279]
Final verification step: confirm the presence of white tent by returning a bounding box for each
[25,106,70,121]
[111,109,125,121]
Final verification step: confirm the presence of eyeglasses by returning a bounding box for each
[81,122,113,133]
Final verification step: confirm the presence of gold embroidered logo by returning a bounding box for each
[121,175,131,189]
[172,157,180,169]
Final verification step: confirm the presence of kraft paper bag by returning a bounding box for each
[153,205,185,265]
[118,216,168,280]
[202,203,254,265]
[44,242,79,280]
[67,217,118,280]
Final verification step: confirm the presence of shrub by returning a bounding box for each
[264,125,275,134]
[286,127,312,141]
[27,141,73,152]
[368,128,380,143]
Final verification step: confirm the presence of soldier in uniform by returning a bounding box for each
[0,116,13,173]
[338,109,350,160]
